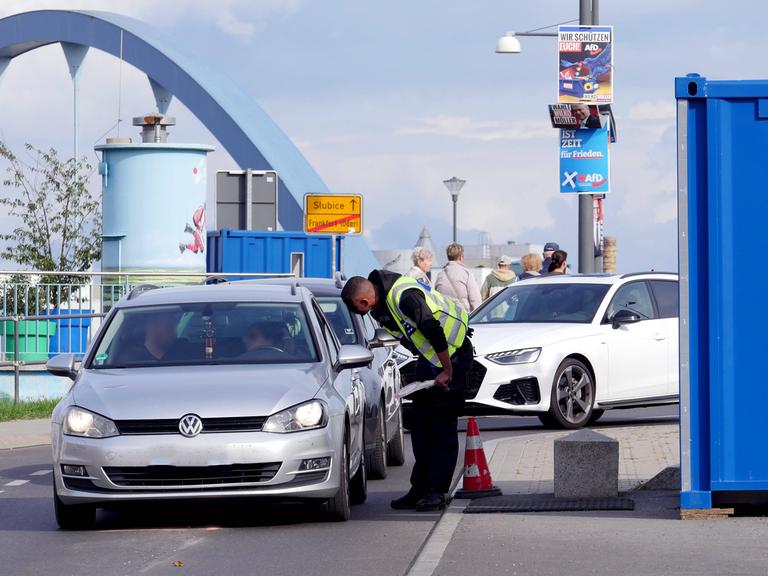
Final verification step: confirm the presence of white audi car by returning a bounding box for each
[465,273,679,428]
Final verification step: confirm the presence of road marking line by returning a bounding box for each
[5,480,29,487]
[29,469,52,476]
[406,500,469,576]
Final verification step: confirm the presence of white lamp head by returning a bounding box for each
[496,33,521,54]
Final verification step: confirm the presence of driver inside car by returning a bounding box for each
[241,321,285,356]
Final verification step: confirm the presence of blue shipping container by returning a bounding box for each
[676,74,768,509]
[207,229,343,279]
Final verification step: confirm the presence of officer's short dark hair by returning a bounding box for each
[341,276,369,308]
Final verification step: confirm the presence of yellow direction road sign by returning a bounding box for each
[304,194,363,235]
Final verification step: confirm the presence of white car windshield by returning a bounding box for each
[471,283,610,324]
[89,302,318,368]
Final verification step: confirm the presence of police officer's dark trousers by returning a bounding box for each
[409,338,473,496]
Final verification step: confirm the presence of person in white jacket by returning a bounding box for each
[434,243,482,312]
[405,247,433,286]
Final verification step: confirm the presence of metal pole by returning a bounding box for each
[577,0,595,273]
[331,234,337,277]
[452,196,458,243]
[73,72,79,164]
[245,168,253,230]
[592,0,603,273]
[13,317,19,404]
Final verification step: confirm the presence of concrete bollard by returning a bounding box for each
[554,429,619,499]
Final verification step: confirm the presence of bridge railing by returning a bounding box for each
[0,270,295,403]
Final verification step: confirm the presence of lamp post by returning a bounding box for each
[495,0,601,273]
[443,176,466,243]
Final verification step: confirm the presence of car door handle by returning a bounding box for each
[652,333,667,341]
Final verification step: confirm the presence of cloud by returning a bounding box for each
[0,0,302,43]
[398,115,553,142]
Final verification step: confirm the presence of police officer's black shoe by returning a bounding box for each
[415,493,445,512]
[390,491,423,510]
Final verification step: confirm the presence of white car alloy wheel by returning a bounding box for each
[544,358,595,429]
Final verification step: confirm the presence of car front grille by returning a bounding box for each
[103,463,281,487]
[464,361,487,400]
[493,378,541,405]
[114,416,267,435]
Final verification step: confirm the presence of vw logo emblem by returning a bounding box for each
[178,414,203,438]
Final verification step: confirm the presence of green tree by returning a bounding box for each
[0,142,101,272]
[0,142,101,311]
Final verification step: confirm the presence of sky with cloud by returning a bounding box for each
[0,0,766,272]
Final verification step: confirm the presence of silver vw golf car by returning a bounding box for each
[47,283,372,528]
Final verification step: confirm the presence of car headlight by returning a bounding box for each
[263,400,328,433]
[63,406,119,438]
[485,347,541,365]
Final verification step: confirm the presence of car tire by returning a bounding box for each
[350,439,368,505]
[546,358,595,429]
[537,412,558,428]
[368,404,388,480]
[386,406,406,467]
[53,481,95,530]
[323,439,351,521]
[588,409,605,424]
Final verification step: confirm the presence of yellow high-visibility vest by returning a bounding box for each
[385,276,468,367]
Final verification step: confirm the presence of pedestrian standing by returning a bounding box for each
[405,247,433,286]
[480,255,517,299]
[434,243,482,312]
[518,253,542,280]
[547,249,568,274]
[540,242,560,274]
[341,271,472,512]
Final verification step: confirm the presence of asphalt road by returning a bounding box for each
[0,406,678,576]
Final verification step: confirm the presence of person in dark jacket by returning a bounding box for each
[540,241,560,274]
[341,270,473,512]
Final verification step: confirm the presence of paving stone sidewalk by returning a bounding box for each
[487,424,679,494]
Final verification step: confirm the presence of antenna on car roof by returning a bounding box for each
[127,284,159,300]
[290,281,298,296]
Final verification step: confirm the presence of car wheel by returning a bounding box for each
[53,481,95,530]
[350,435,368,505]
[547,358,595,429]
[386,406,406,467]
[323,439,351,521]
[368,404,388,480]
[588,409,605,424]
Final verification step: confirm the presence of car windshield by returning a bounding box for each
[89,302,318,369]
[471,283,610,324]
[317,297,359,345]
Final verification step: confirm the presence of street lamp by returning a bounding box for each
[443,176,466,244]
[494,3,602,274]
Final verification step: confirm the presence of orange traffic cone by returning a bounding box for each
[455,417,502,499]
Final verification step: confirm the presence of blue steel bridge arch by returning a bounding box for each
[0,10,377,274]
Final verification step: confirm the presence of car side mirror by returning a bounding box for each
[46,354,78,380]
[611,309,642,329]
[335,345,374,371]
[369,327,399,349]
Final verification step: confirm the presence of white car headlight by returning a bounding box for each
[63,406,119,438]
[485,347,541,365]
[263,400,328,433]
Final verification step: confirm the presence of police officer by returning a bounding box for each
[341,270,472,511]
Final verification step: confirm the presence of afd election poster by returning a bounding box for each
[560,125,610,194]
[558,25,613,104]
[548,104,606,129]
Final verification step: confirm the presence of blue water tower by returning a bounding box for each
[96,114,214,277]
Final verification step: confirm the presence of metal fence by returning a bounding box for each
[0,270,294,403]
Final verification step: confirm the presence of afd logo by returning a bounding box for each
[562,171,607,190]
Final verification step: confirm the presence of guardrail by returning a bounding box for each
[0,271,296,403]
